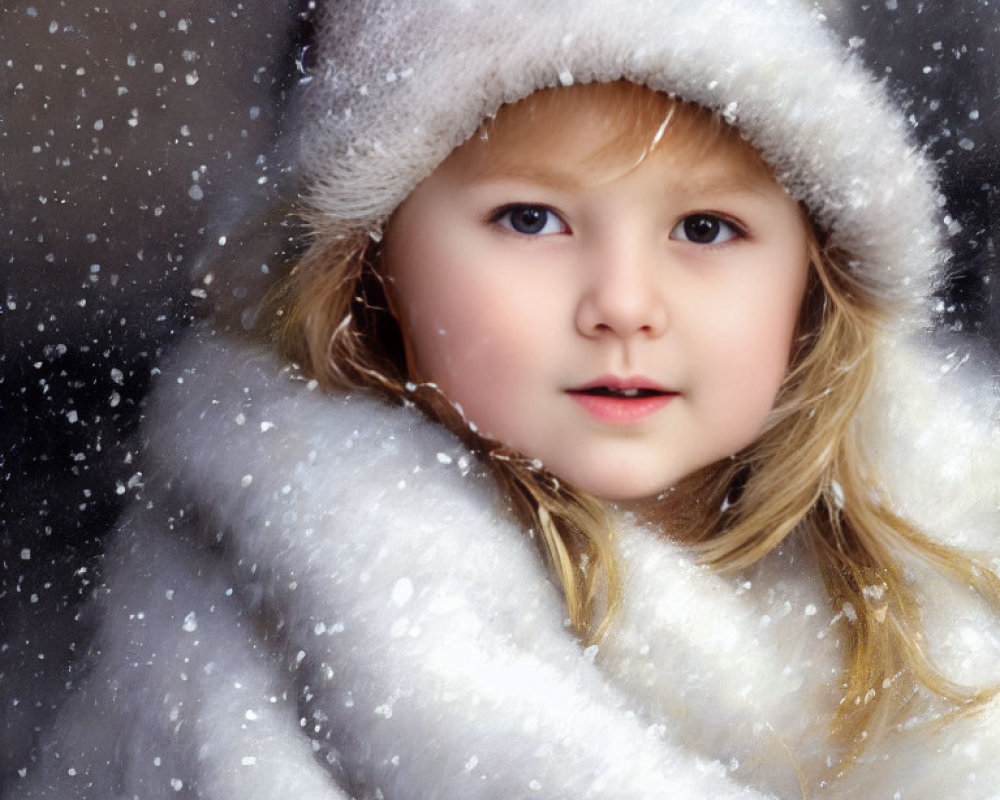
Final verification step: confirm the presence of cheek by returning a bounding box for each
[386,232,463,376]
[703,266,807,423]
[387,254,557,445]
[400,293,544,445]
[725,327,793,417]
[391,262,528,391]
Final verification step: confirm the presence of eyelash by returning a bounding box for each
[489,204,569,236]
[488,204,748,245]
[670,213,748,246]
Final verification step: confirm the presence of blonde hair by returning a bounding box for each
[275,81,1000,764]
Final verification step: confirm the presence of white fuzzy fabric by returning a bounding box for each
[15,329,1000,799]
[301,0,943,313]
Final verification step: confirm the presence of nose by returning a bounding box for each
[574,239,668,340]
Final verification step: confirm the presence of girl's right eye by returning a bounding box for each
[492,204,568,236]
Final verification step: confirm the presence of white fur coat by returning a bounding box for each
[15,328,1000,799]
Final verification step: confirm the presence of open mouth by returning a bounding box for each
[566,379,677,424]
[569,386,669,399]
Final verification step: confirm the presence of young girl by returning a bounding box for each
[18,1,1000,798]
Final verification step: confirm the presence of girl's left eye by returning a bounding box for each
[492,204,568,236]
[671,213,743,245]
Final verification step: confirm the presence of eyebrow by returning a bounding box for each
[465,163,590,191]
[467,163,781,199]
[676,171,780,198]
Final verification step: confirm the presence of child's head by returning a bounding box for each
[380,82,812,501]
[291,2,945,506]
[286,0,948,543]
[279,0,987,755]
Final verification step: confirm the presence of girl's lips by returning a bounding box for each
[566,377,677,424]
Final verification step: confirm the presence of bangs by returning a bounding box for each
[460,80,774,185]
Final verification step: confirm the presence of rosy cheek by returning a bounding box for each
[403,307,483,390]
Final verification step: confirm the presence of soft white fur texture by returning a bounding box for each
[16,329,1000,799]
[302,0,943,313]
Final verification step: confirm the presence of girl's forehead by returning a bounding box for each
[444,81,777,190]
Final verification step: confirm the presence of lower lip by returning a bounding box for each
[568,392,675,424]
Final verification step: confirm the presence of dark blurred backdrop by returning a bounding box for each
[834,0,1000,346]
[1,1,307,787]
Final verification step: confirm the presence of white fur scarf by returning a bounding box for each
[17,329,1000,799]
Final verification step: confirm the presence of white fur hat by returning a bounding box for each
[300,0,944,315]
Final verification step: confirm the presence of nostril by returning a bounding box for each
[575,277,668,339]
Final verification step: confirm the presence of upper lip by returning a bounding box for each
[566,375,676,397]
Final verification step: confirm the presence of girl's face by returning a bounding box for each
[383,85,811,502]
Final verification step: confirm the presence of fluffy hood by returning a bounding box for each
[300,0,944,317]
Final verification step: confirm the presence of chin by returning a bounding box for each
[571,473,677,505]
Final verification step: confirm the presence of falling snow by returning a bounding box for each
[4,2,1000,799]
[3,2,296,784]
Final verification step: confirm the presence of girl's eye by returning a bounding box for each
[671,213,742,245]
[493,204,568,236]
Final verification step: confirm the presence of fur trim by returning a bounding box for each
[18,330,1000,798]
[300,0,944,317]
